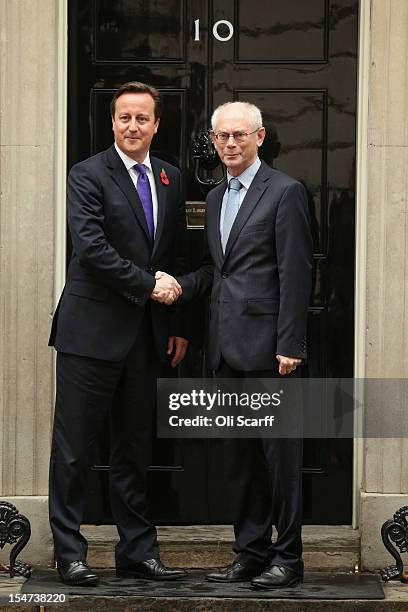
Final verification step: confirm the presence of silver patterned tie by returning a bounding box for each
[222,178,242,253]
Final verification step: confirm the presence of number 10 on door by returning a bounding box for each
[194,19,234,42]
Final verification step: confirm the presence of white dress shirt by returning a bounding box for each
[114,142,159,237]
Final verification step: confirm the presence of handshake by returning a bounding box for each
[151,271,182,305]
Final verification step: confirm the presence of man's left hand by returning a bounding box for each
[167,336,189,367]
[276,355,302,376]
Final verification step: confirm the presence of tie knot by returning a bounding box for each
[135,163,147,176]
[229,178,241,192]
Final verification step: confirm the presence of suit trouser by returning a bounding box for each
[216,358,303,576]
[49,314,160,567]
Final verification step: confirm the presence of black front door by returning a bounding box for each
[68,0,358,524]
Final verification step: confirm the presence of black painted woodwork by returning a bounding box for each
[67,0,358,525]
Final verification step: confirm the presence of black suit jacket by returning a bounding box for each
[49,145,189,362]
[179,161,313,371]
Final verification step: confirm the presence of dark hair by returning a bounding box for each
[110,81,162,119]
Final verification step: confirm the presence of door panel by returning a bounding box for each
[236,0,328,63]
[68,0,358,525]
[94,0,186,63]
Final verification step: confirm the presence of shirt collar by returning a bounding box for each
[226,157,261,190]
[114,142,152,173]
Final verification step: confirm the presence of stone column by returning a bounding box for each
[0,0,64,566]
[360,0,408,570]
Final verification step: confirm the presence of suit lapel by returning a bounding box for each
[207,181,227,269]
[105,145,152,243]
[151,158,167,258]
[223,162,271,260]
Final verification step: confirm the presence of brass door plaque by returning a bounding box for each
[185,201,206,230]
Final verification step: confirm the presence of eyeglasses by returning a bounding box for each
[212,128,261,144]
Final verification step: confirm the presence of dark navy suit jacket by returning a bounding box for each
[49,144,188,362]
[179,161,313,371]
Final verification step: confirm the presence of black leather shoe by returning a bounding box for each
[116,559,187,581]
[206,561,261,583]
[251,564,302,589]
[57,560,99,586]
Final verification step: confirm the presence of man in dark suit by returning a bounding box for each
[49,82,188,585]
[157,101,312,589]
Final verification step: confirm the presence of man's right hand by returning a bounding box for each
[151,271,182,305]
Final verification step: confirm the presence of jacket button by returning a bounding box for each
[222,272,229,278]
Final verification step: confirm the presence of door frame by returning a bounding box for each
[54,0,369,530]
[353,0,371,529]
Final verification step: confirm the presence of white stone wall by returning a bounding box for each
[0,0,57,497]
[0,0,60,565]
[360,0,408,570]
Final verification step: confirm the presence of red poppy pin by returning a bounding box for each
[160,168,170,185]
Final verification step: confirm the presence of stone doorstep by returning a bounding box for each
[1,578,408,612]
[84,524,360,571]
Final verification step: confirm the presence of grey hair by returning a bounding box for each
[211,101,263,131]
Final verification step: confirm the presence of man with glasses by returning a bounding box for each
[157,101,312,589]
